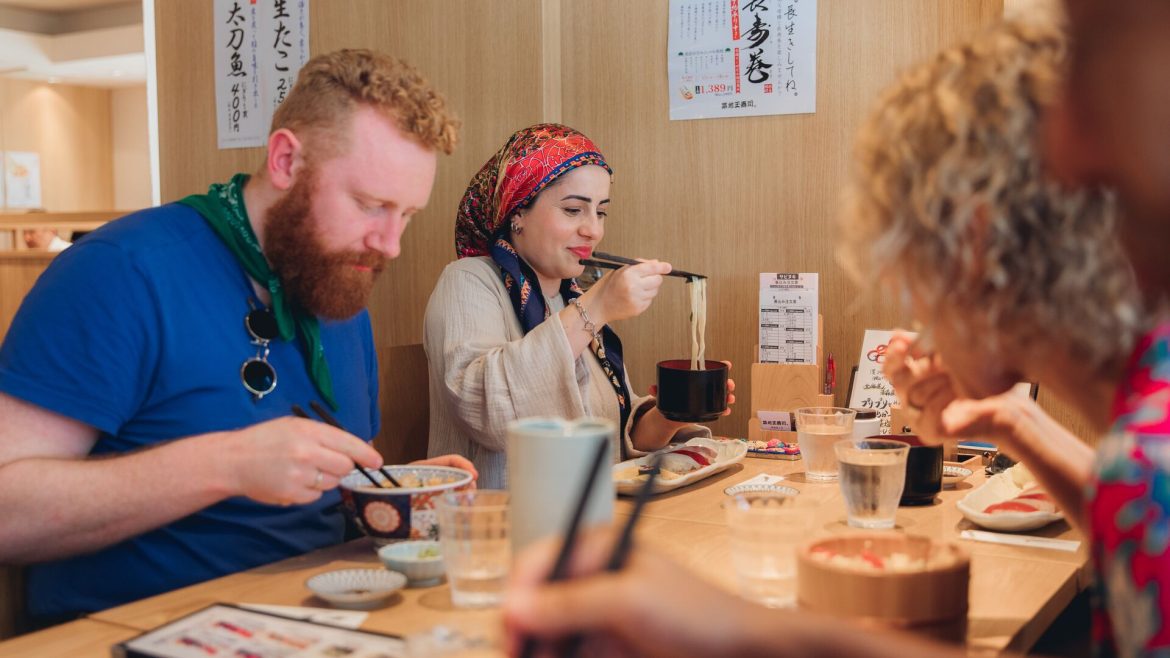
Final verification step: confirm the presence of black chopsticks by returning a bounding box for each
[518,447,662,658]
[290,402,402,488]
[580,250,706,280]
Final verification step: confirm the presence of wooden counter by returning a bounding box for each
[0,619,139,658]
[1,452,1088,656]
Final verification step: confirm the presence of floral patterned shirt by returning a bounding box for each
[1090,322,1170,658]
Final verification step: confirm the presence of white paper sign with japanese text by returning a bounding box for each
[848,329,914,435]
[215,0,310,150]
[668,0,817,121]
[759,273,818,364]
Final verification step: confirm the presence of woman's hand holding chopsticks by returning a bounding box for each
[580,259,673,326]
[504,527,777,658]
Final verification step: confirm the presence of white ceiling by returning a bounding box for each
[0,0,144,88]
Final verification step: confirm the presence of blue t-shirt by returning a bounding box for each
[0,203,381,622]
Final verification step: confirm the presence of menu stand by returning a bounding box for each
[747,314,834,446]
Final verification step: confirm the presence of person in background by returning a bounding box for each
[505,19,1148,658]
[0,49,474,627]
[21,227,70,252]
[425,124,734,489]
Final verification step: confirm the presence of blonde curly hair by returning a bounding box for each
[271,49,460,160]
[838,20,1142,375]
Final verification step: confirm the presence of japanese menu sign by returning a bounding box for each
[759,273,818,364]
[214,0,310,150]
[668,0,817,121]
[848,329,914,435]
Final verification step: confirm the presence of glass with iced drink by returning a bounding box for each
[835,438,909,529]
[794,407,856,481]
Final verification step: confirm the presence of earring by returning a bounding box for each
[511,220,523,235]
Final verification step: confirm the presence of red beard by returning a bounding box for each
[263,170,387,319]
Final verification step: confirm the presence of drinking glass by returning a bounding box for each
[723,492,810,608]
[438,490,510,608]
[835,438,909,529]
[794,407,856,481]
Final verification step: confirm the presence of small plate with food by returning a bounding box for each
[745,439,801,460]
[957,463,1062,532]
[613,437,748,495]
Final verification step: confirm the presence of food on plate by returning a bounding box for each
[1009,462,1036,489]
[983,485,1057,514]
[660,445,717,474]
[615,444,719,482]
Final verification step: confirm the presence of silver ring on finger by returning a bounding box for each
[312,470,324,490]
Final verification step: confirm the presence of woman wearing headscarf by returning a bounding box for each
[425,124,730,488]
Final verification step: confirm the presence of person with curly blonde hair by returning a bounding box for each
[856,19,1168,658]
[0,49,475,627]
[843,17,1142,500]
[843,19,1140,392]
[501,20,1145,658]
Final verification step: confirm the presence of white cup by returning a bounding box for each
[506,416,616,554]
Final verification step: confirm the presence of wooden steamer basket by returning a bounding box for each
[797,534,970,643]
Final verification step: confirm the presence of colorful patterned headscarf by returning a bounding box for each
[455,124,632,450]
[455,123,612,258]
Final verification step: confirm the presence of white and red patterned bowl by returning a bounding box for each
[339,466,473,544]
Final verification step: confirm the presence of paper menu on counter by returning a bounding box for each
[114,603,405,658]
[847,329,915,434]
[759,273,818,364]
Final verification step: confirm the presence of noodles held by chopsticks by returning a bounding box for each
[688,278,707,370]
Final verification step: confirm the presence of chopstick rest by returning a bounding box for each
[959,529,1080,552]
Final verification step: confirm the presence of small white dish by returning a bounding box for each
[613,437,748,495]
[723,482,799,497]
[378,540,445,587]
[957,471,1063,532]
[305,568,406,609]
[942,462,974,488]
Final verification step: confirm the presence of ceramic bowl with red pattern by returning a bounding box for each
[339,466,474,544]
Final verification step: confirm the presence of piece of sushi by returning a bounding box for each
[983,492,1057,515]
[658,445,718,476]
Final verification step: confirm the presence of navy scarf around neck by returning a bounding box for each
[489,235,632,448]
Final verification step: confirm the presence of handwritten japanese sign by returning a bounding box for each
[668,0,817,121]
[847,329,913,435]
[215,0,310,150]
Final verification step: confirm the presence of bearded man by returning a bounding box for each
[0,49,474,628]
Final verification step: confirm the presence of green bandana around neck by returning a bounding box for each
[178,173,337,411]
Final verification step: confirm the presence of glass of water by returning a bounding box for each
[723,492,810,608]
[834,438,909,529]
[438,490,510,608]
[794,407,856,481]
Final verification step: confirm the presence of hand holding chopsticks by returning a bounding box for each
[291,403,401,489]
[516,449,662,658]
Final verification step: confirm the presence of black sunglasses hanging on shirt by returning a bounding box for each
[241,304,279,400]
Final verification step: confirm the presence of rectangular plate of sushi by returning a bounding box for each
[744,439,801,460]
[613,437,748,495]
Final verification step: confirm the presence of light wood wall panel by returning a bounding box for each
[154,0,548,450]
[0,79,113,211]
[559,0,1015,439]
[0,253,55,342]
[154,1,1097,444]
